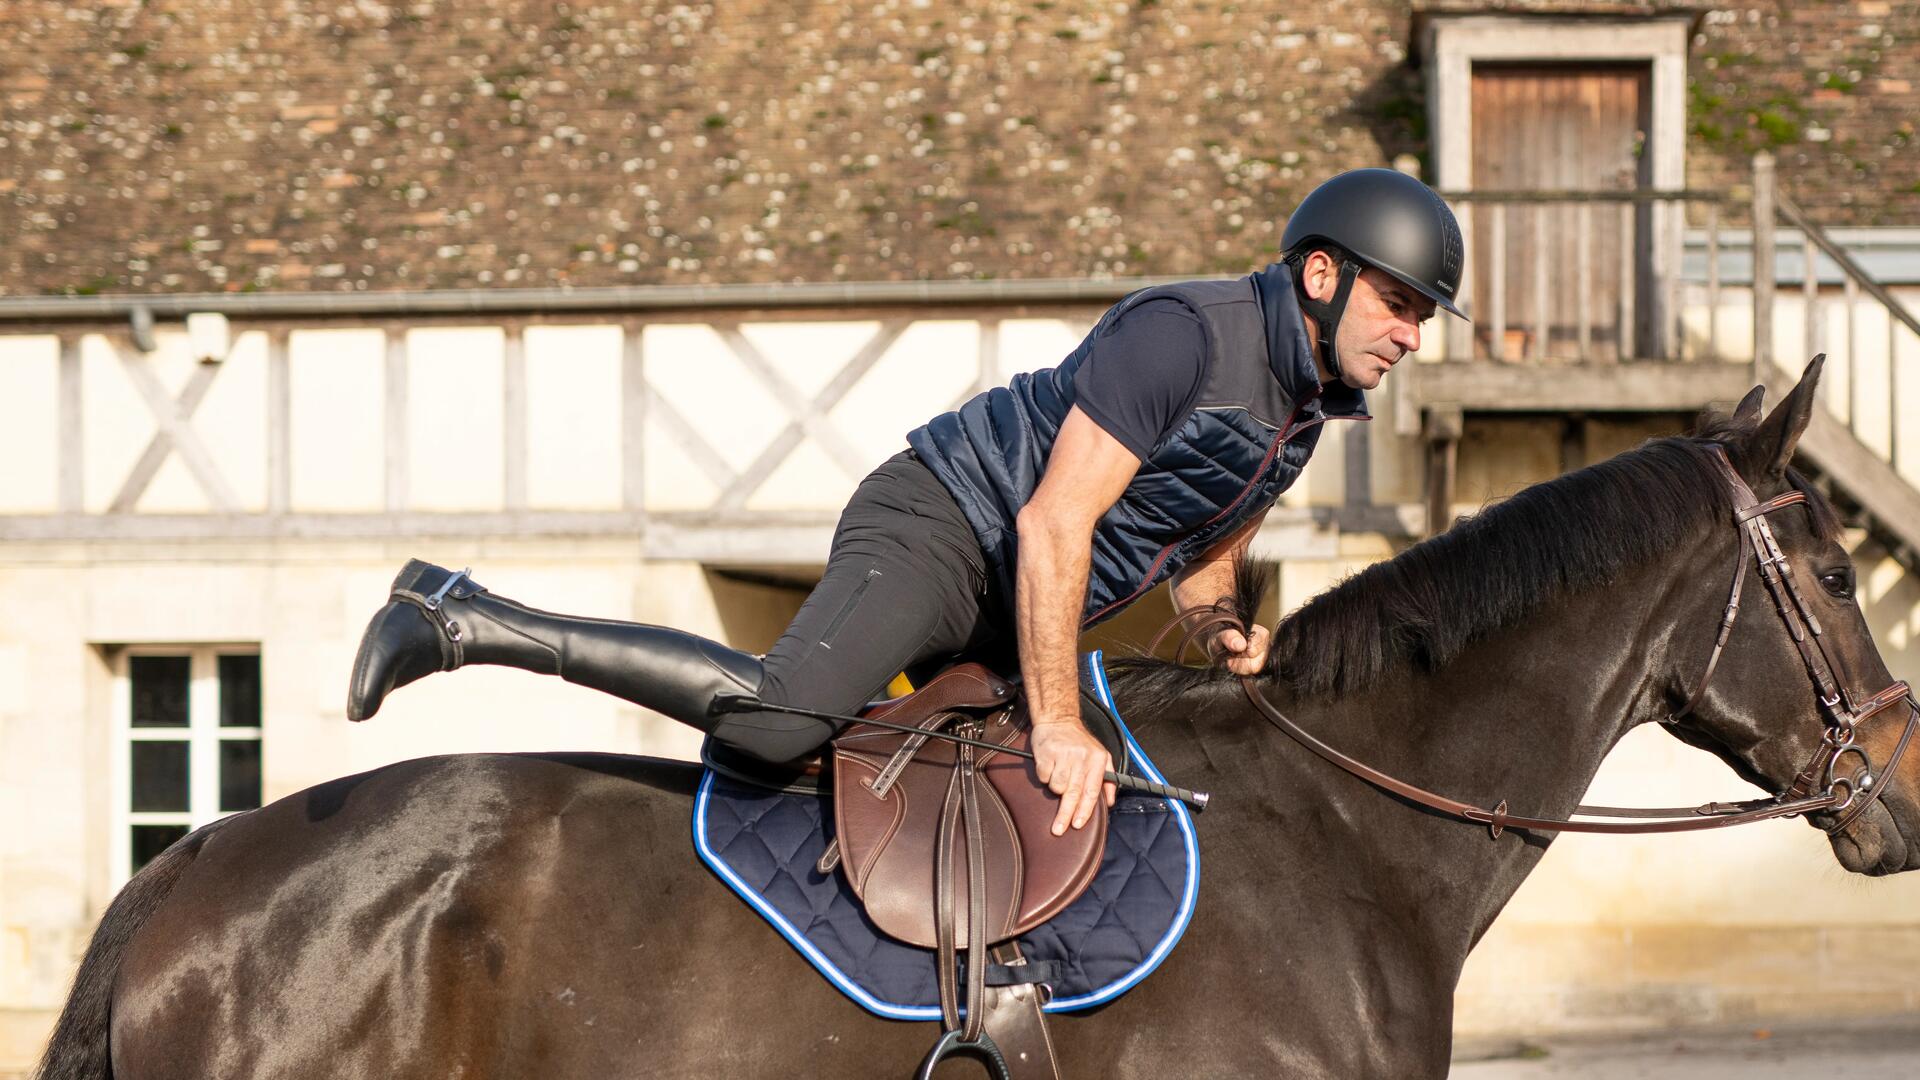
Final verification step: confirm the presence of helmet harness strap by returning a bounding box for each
[1286,252,1363,380]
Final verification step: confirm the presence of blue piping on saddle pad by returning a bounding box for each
[692,650,1200,1020]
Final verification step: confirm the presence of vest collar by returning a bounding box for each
[1252,261,1369,420]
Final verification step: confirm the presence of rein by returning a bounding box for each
[1182,445,1920,838]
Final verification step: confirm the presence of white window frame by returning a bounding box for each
[109,645,263,886]
[1420,14,1694,360]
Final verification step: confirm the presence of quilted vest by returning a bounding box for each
[907,263,1361,627]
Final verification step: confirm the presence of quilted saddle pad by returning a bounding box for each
[692,651,1199,1019]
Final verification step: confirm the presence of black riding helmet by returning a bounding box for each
[1281,168,1468,374]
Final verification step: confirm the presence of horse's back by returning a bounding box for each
[108,751,718,1079]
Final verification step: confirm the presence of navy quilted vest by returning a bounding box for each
[907,263,1363,627]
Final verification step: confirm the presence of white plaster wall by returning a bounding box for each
[525,324,624,510]
[407,327,505,511]
[288,327,386,512]
[0,336,58,513]
[11,293,1920,1063]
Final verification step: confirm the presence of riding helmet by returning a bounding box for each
[1281,167,1467,319]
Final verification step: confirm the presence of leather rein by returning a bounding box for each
[1177,445,1920,838]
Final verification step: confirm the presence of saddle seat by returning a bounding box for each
[831,664,1108,951]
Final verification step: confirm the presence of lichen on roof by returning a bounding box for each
[0,0,1912,297]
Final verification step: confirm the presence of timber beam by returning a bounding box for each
[1408,361,1755,414]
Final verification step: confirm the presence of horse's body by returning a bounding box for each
[37,364,1920,1079]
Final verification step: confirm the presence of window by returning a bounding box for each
[112,648,264,880]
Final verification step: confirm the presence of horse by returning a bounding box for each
[35,358,1920,1079]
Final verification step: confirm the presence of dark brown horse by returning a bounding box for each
[36,360,1920,1079]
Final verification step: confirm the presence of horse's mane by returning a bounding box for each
[1108,415,1843,709]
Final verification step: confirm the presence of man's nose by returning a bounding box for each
[1394,320,1421,356]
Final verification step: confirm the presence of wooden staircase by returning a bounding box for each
[1764,366,1920,572]
[1405,154,1920,573]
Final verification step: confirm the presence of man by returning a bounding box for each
[347,167,1465,836]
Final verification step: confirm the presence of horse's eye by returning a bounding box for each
[1819,570,1854,599]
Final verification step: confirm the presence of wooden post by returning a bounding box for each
[1753,152,1776,378]
[621,321,647,512]
[1706,202,1721,362]
[1424,404,1463,537]
[1804,233,1821,365]
[1661,193,1683,360]
[502,325,528,511]
[267,329,290,514]
[58,333,82,513]
[1489,206,1507,361]
[1447,202,1475,362]
[1845,274,1860,434]
[1577,203,1593,362]
[1531,203,1549,361]
[1618,202,1636,361]
[384,327,409,513]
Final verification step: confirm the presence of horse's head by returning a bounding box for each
[1665,356,1920,875]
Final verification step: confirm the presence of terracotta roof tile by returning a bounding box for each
[0,0,1913,297]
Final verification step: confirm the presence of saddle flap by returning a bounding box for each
[833,676,1106,951]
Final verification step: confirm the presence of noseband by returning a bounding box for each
[1223,443,1920,838]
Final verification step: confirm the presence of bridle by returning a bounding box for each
[1183,443,1920,838]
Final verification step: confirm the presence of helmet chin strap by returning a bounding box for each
[1286,254,1362,384]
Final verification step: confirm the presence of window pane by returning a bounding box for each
[131,741,189,812]
[219,739,263,812]
[130,656,191,728]
[219,654,261,728]
[131,824,190,873]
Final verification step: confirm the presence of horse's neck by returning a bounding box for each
[1240,582,1677,956]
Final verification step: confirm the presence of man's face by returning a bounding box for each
[1299,252,1435,390]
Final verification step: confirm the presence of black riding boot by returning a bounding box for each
[346,559,764,730]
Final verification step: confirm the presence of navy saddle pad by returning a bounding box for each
[693,651,1199,1020]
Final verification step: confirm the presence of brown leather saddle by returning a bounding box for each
[829,663,1106,1080]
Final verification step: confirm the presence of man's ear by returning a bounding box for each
[1745,354,1824,480]
[1298,249,1339,302]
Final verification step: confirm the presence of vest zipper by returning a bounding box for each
[1081,390,1331,628]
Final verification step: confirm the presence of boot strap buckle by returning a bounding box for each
[423,568,472,649]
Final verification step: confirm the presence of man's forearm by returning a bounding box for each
[1170,548,1240,614]
[1014,517,1092,728]
[1170,509,1263,614]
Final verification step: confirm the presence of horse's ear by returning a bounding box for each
[1730,385,1765,429]
[1745,354,1824,480]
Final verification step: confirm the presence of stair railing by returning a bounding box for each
[1752,151,1920,481]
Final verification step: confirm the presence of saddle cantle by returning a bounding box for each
[830,664,1107,950]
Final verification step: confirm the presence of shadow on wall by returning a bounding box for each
[705,567,815,655]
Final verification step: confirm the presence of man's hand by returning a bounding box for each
[1030,717,1117,836]
[1214,622,1271,676]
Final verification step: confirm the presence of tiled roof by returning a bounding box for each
[1,1,1914,297]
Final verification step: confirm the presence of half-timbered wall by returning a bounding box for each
[7,281,1920,1066]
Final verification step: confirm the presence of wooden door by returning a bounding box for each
[1471,63,1651,360]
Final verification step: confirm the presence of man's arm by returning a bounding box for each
[1016,405,1139,835]
[1168,508,1271,675]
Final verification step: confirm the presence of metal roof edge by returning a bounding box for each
[0,275,1209,324]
